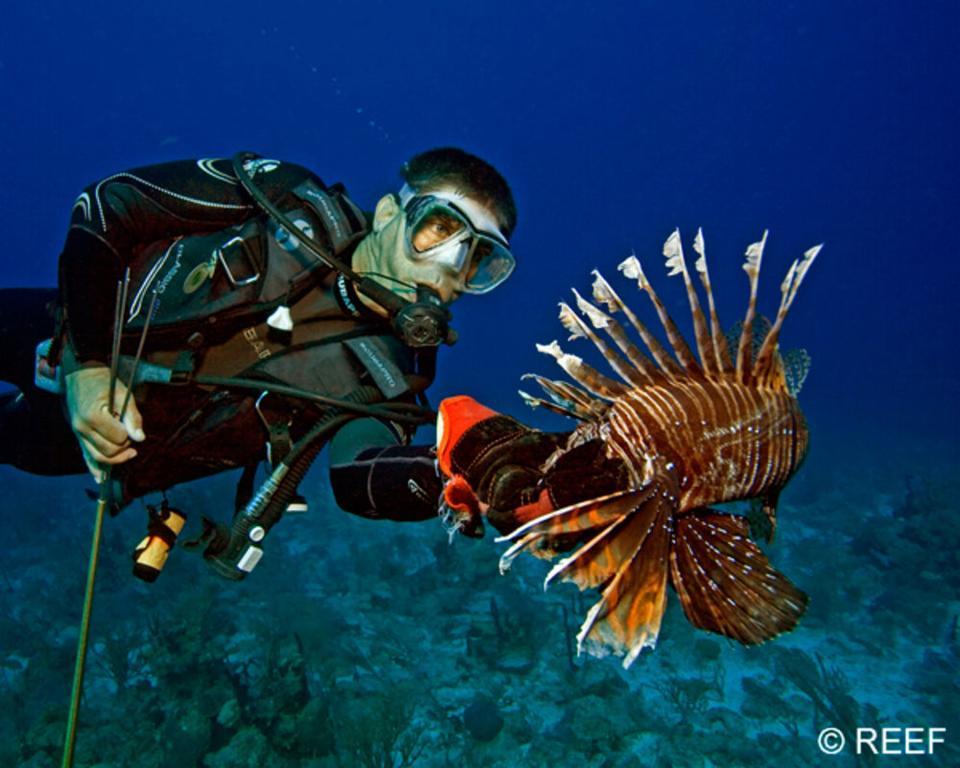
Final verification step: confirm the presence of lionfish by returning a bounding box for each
[501,228,820,668]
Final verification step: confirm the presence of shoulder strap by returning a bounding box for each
[291,179,368,255]
[233,151,408,321]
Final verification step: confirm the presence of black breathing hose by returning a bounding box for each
[231,151,455,348]
[203,385,388,580]
[231,152,406,318]
[194,374,435,425]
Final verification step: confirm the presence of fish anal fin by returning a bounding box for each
[763,497,778,544]
[669,510,807,645]
[746,493,778,543]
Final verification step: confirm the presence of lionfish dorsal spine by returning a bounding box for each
[619,253,703,377]
[536,341,626,402]
[663,229,717,377]
[753,243,823,386]
[591,270,683,379]
[736,229,768,384]
[518,389,583,420]
[572,289,661,385]
[692,228,735,374]
[523,373,598,410]
[520,373,607,420]
[559,298,647,388]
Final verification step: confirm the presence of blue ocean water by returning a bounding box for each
[0,1,957,766]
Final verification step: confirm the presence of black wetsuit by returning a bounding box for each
[0,156,443,521]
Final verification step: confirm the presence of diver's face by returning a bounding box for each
[369,187,497,304]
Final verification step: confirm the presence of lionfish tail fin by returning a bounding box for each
[669,510,808,644]
[663,229,716,376]
[619,253,703,377]
[782,348,811,396]
[692,228,735,374]
[753,244,822,388]
[736,230,768,383]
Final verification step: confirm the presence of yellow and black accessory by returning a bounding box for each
[132,501,186,582]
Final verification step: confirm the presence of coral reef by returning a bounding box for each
[1,445,957,767]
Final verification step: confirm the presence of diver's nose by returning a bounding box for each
[423,276,459,304]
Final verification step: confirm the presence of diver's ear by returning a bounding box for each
[372,193,402,233]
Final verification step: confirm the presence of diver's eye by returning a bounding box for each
[413,213,465,252]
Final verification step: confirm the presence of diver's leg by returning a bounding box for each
[0,390,86,475]
[0,288,86,475]
[0,288,59,391]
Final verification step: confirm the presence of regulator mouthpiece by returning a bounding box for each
[392,285,457,348]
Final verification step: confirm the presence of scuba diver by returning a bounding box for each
[0,148,523,578]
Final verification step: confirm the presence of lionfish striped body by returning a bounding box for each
[608,379,808,512]
[501,228,821,668]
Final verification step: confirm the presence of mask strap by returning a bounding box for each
[398,183,417,207]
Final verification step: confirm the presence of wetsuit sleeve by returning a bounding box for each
[58,157,321,363]
[328,418,441,522]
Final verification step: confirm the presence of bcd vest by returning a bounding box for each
[81,178,436,504]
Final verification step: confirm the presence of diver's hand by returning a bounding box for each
[65,366,145,483]
[436,396,565,535]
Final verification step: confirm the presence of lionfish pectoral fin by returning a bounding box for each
[669,510,808,645]
[575,483,675,668]
[497,475,677,668]
[496,487,648,570]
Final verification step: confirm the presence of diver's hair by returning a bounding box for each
[401,147,517,238]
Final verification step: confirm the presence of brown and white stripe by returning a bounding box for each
[503,228,821,668]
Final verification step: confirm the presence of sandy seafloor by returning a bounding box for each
[1,422,956,768]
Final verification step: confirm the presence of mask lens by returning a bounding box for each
[410,210,466,253]
[402,193,516,293]
[461,237,516,294]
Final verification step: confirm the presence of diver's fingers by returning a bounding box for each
[80,437,137,467]
[70,404,129,448]
[79,427,137,464]
[119,393,146,442]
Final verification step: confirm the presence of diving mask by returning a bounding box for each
[398,184,515,294]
